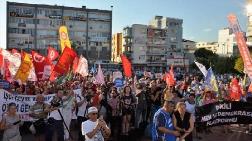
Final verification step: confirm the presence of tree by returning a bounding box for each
[234,57,244,73]
[194,48,218,69]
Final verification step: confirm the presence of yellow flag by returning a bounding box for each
[59,26,71,52]
[15,52,32,83]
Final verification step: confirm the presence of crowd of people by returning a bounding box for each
[0,72,252,141]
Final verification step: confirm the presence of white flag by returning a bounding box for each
[194,61,208,77]
[2,49,21,77]
[94,64,105,84]
[76,55,88,77]
[28,65,37,82]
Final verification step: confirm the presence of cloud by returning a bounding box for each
[203,28,212,32]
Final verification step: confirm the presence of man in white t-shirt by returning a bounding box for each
[82,107,111,141]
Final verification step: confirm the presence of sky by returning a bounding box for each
[0,0,249,48]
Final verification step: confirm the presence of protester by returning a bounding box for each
[120,85,136,135]
[29,94,50,141]
[108,87,120,140]
[0,103,22,141]
[62,89,76,141]
[152,100,180,141]
[45,90,65,141]
[173,102,194,141]
[76,88,89,141]
[134,83,147,128]
[81,107,111,141]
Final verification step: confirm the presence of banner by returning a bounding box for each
[53,47,77,75]
[59,26,71,52]
[0,89,54,121]
[15,52,32,83]
[195,101,252,127]
[0,80,10,89]
[112,71,123,82]
[228,14,252,80]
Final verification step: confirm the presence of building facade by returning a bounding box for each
[217,28,239,57]
[122,16,184,72]
[196,42,218,53]
[111,33,123,63]
[182,39,196,65]
[7,2,112,61]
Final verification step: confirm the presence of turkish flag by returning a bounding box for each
[53,47,77,75]
[121,54,132,77]
[31,51,51,81]
[47,46,59,61]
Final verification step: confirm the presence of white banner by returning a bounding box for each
[0,89,54,121]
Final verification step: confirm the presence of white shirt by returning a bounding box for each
[77,95,88,117]
[185,101,195,115]
[82,120,104,141]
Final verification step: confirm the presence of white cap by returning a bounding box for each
[88,107,98,114]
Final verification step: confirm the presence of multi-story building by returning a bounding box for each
[7,2,112,61]
[217,28,239,57]
[196,42,218,53]
[182,39,196,65]
[247,0,252,42]
[111,33,123,63]
[122,16,183,72]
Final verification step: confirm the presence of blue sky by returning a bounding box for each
[0,0,248,48]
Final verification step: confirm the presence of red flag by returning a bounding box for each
[47,46,59,61]
[72,57,79,74]
[229,78,242,101]
[165,66,176,86]
[49,65,58,82]
[121,54,132,77]
[0,49,3,68]
[31,51,51,81]
[53,47,77,75]
[4,59,12,82]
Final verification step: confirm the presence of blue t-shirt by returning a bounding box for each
[152,108,176,141]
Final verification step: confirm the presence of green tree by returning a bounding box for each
[234,57,244,73]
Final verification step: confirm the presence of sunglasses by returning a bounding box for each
[91,113,98,115]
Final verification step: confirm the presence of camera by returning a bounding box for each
[50,97,61,107]
[85,94,93,102]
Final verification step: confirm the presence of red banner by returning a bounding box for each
[47,46,59,61]
[53,47,77,75]
[228,14,252,79]
[121,54,132,77]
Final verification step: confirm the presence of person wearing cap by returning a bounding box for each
[81,107,110,141]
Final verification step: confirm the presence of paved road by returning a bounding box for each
[12,124,252,141]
